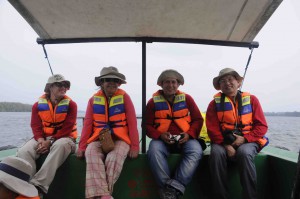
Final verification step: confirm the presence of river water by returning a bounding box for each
[0,112,299,153]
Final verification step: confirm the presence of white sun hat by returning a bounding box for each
[0,156,38,197]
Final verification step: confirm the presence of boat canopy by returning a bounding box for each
[8,0,282,48]
[7,0,283,152]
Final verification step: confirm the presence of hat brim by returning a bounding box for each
[44,80,71,92]
[213,71,243,90]
[95,74,127,86]
[0,171,38,197]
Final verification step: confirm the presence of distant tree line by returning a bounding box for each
[0,102,32,112]
[0,102,299,116]
[265,111,300,117]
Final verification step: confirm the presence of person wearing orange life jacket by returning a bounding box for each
[17,74,77,197]
[77,66,139,199]
[145,69,203,199]
[206,68,268,199]
[0,157,40,199]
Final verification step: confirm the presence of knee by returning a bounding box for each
[17,147,28,158]
[210,145,227,161]
[236,149,253,162]
[52,140,67,149]
[85,143,98,157]
[147,141,165,158]
[185,140,202,160]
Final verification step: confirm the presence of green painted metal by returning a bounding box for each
[0,148,17,160]
[0,146,297,199]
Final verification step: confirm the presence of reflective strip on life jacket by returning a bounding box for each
[153,90,191,133]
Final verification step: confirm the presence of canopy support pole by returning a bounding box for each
[240,47,254,90]
[42,44,54,75]
[141,41,147,153]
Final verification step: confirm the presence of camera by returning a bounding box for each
[222,129,243,144]
[169,134,184,143]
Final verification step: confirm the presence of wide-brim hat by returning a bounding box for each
[213,68,244,90]
[0,157,38,197]
[44,74,71,92]
[157,69,184,86]
[95,66,127,86]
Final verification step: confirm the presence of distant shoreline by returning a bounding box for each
[1,102,299,117]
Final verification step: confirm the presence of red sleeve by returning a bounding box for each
[124,93,140,152]
[145,98,162,139]
[78,97,94,151]
[206,100,223,144]
[145,94,203,139]
[185,94,203,138]
[31,102,44,140]
[243,95,268,142]
[52,100,77,140]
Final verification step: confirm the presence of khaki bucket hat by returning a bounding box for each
[0,157,38,197]
[213,68,243,90]
[44,74,71,92]
[157,69,184,86]
[95,66,127,86]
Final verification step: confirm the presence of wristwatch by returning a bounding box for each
[50,138,55,146]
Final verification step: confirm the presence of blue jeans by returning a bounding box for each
[209,143,259,199]
[147,139,202,194]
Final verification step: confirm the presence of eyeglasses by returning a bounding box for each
[102,78,121,83]
[219,77,236,84]
[53,82,68,88]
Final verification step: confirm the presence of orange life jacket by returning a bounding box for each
[37,95,77,139]
[214,92,268,148]
[87,89,131,144]
[16,195,40,199]
[153,90,191,133]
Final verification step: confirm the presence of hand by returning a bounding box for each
[76,149,85,159]
[232,133,246,148]
[160,132,174,144]
[36,139,50,154]
[178,133,189,145]
[128,150,139,159]
[224,144,236,158]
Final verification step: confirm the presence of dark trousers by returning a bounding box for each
[209,143,259,199]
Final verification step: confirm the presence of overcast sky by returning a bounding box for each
[1,0,300,114]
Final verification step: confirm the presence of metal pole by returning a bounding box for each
[142,41,147,153]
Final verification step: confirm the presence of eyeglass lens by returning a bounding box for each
[54,82,68,88]
[103,78,120,83]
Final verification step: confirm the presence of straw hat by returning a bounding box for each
[213,68,243,90]
[44,74,71,92]
[95,66,127,86]
[0,157,38,197]
[157,69,184,86]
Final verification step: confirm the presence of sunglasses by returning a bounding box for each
[53,82,69,88]
[102,78,121,83]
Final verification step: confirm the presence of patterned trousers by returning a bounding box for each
[85,140,129,198]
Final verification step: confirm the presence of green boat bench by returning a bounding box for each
[40,148,297,199]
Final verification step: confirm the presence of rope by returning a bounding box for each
[240,47,254,90]
[42,44,54,75]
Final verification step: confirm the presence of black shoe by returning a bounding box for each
[159,186,181,199]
